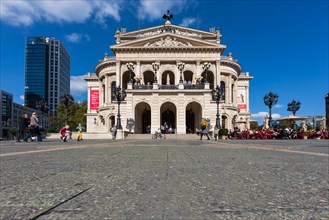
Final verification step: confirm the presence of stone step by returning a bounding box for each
[126,133,202,140]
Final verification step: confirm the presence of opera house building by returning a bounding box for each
[84,18,253,138]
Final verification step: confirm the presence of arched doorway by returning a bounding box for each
[222,115,228,129]
[160,102,176,131]
[143,70,155,85]
[183,70,193,83]
[201,71,214,89]
[122,71,136,89]
[161,71,175,85]
[135,102,151,134]
[109,115,115,131]
[186,102,202,133]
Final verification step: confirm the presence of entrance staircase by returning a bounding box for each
[125,133,200,140]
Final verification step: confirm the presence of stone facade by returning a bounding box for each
[85,21,253,136]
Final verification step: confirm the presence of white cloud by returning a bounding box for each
[251,111,281,120]
[179,17,196,27]
[65,33,91,43]
[70,75,87,96]
[137,0,190,22]
[0,0,121,27]
[274,104,284,108]
[20,95,24,101]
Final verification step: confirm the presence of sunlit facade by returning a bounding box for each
[85,21,253,136]
[24,36,70,115]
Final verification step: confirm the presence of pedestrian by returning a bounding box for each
[22,114,30,142]
[214,126,219,140]
[76,123,85,141]
[146,125,151,134]
[16,120,23,142]
[30,112,42,142]
[111,125,117,140]
[60,125,70,142]
[200,118,210,140]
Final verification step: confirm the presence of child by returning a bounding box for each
[60,125,69,142]
[76,123,85,141]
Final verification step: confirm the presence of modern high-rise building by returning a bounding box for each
[24,36,70,115]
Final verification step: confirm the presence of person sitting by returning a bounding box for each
[155,128,162,138]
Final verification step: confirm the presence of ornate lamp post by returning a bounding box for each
[263,92,279,128]
[177,61,185,83]
[115,86,126,129]
[126,62,134,83]
[202,62,211,83]
[212,85,225,128]
[287,100,301,116]
[152,62,160,84]
[60,94,73,125]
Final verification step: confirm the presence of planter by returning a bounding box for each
[220,135,228,140]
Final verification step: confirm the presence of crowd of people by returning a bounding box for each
[228,127,328,140]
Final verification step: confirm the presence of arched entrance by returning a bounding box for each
[201,71,214,89]
[108,115,115,131]
[186,102,202,133]
[222,115,228,129]
[160,102,176,131]
[161,71,175,85]
[143,70,155,85]
[135,102,151,134]
[122,71,136,89]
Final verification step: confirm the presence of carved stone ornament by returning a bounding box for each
[144,37,192,47]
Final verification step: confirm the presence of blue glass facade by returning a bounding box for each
[24,36,70,114]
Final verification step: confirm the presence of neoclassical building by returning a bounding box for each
[85,18,253,137]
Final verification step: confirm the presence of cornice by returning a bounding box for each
[95,60,116,76]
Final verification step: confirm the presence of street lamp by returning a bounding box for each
[60,94,73,125]
[263,92,279,128]
[202,62,211,83]
[212,85,225,129]
[177,61,185,83]
[287,100,301,116]
[115,86,126,129]
[152,62,160,84]
[36,100,49,129]
[126,62,134,83]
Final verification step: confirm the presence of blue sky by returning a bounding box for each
[0,0,328,123]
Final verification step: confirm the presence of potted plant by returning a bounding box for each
[218,128,229,140]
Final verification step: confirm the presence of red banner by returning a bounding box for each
[90,90,99,110]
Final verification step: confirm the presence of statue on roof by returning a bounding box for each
[163,10,173,24]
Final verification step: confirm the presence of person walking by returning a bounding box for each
[30,112,42,142]
[111,125,117,140]
[60,125,70,142]
[200,118,210,140]
[76,123,85,141]
[22,114,30,142]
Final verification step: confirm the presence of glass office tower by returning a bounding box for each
[24,36,70,115]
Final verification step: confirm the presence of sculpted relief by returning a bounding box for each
[144,36,192,47]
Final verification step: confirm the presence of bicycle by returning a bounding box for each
[152,132,166,139]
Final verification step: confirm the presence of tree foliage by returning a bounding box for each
[48,99,87,132]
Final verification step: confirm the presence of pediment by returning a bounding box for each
[111,32,226,51]
[120,24,216,41]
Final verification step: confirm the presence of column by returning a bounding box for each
[105,74,108,105]
[227,73,231,105]
[116,61,121,86]
[216,59,220,87]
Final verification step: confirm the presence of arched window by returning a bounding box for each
[220,81,226,101]
[111,81,116,102]
[102,84,105,104]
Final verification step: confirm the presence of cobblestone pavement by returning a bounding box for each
[0,139,328,219]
